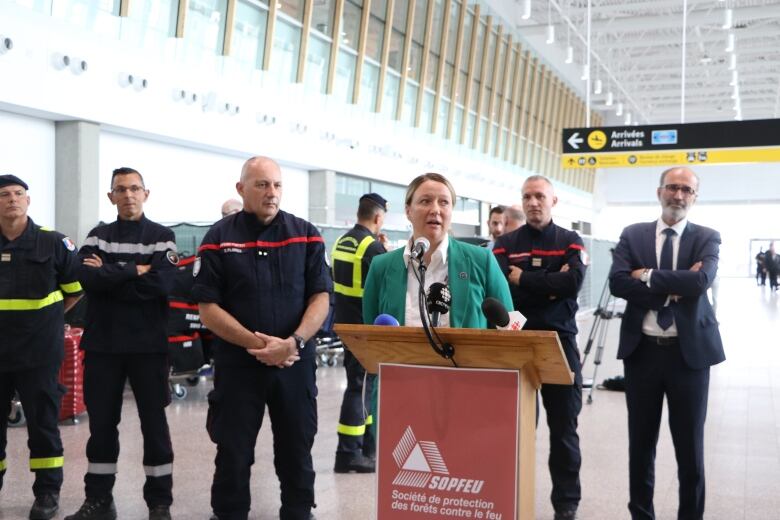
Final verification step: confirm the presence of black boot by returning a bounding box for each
[29,493,59,520]
[334,453,375,473]
[64,497,118,520]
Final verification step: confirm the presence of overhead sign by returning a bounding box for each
[561,118,780,168]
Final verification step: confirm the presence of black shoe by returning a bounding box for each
[149,504,172,520]
[334,454,375,473]
[554,508,578,520]
[29,493,59,520]
[64,497,118,520]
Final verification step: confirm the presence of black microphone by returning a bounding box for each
[411,236,430,262]
[426,283,451,327]
[481,297,526,330]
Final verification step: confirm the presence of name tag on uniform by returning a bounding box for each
[531,257,542,267]
[1,253,10,262]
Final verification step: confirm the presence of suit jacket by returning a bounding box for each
[362,238,513,328]
[609,220,725,370]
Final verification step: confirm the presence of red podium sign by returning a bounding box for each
[377,364,520,520]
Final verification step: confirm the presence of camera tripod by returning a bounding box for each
[581,275,623,404]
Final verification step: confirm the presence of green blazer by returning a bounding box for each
[362,238,513,328]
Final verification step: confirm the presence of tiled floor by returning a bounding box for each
[2,277,778,519]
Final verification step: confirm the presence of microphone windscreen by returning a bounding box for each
[373,313,400,326]
[481,297,510,328]
[426,282,452,313]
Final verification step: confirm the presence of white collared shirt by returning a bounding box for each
[403,235,451,327]
[641,217,688,337]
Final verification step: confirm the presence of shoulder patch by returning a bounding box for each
[166,250,180,265]
[62,237,76,251]
[193,257,201,277]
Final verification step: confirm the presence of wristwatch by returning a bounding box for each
[639,269,650,283]
[291,333,306,351]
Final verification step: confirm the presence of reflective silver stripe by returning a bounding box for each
[87,462,118,474]
[82,237,177,254]
[144,463,173,477]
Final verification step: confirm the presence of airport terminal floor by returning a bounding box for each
[2,277,778,520]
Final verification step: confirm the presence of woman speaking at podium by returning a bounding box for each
[362,172,512,328]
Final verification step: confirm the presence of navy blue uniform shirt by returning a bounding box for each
[493,221,587,336]
[192,210,332,367]
[0,218,83,371]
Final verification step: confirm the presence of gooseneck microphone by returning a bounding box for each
[411,236,430,263]
[426,282,451,327]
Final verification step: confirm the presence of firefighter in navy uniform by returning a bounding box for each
[0,175,83,520]
[192,156,331,520]
[66,167,177,520]
[492,175,587,520]
[331,193,388,474]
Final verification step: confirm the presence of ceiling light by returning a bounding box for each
[581,64,589,81]
[725,32,735,52]
[565,46,573,64]
[729,53,737,70]
[730,70,738,86]
[546,24,555,44]
[625,112,632,125]
[616,103,623,116]
[594,79,602,95]
[722,8,733,29]
[521,0,531,20]
[606,91,614,106]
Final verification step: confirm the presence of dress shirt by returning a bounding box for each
[402,234,450,327]
[641,217,688,337]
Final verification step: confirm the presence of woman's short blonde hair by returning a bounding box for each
[404,172,457,207]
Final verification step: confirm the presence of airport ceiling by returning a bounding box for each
[508,0,780,125]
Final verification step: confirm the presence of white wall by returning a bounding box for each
[594,164,780,276]
[99,131,310,224]
[0,110,56,227]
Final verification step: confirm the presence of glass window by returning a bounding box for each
[412,0,428,43]
[231,0,268,70]
[452,196,480,226]
[436,98,449,138]
[270,19,301,84]
[183,0,228,58]
[381,72,400,119]
[484,28,496,89]
[370,181,406,230]
[312,0,336,36]
[388,1,408,72]
[359,61,380,112]
[445,0,460,65]
[365,0,387,62]
[335,175,370,225]
[495,38,506,97]
[278,0,304,22]
[14,0,53,14]
[456,71,467,103]
[424,0,444,90]
[51,0,120,35]
[465,112,476,145]
[124,0,178,51]
[334,49,356,103]
[453,105,464,139]
[426,54,439,90]
[421,91,435,132]
[469,78,479,111]
[459,8,472,73]
[305,34,330,94]
[408,42,423,81]
[442,63,454,97]
[341,0,362,51]
[402,82,418,127]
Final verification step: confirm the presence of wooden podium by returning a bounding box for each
[334,324,574,520]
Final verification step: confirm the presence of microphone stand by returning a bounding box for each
[413,255,456,365]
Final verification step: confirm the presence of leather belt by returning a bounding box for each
[642,334,679,346]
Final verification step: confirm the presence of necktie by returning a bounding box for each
[656,228,676,330]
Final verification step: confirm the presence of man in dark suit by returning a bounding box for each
[609,166,725,520]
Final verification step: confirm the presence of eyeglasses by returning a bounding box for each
[111,185,145,195]
[662,184,696,196]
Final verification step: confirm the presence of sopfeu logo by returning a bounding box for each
[587,130,607,150]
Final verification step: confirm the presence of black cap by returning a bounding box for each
[360,192,388,211]
[0,174,29,191]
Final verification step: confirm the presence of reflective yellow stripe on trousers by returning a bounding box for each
[29,457,64,470]
[337,423,367,436]
[0,290,64,310]
[0,458,6,471]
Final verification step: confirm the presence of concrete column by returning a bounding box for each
[309,169,336,225]
[55,121,100,244]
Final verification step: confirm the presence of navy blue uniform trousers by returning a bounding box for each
[336,349,375,459]
[83,352,173,507]
[208,358,317,520]
[539,333,582,513]
[0,363,64,496]
[624,337,709,520]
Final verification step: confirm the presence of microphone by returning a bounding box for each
[426,283,451,327]
[481,297,526,331]
[373,314,400,326]
[411,237,430,262]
